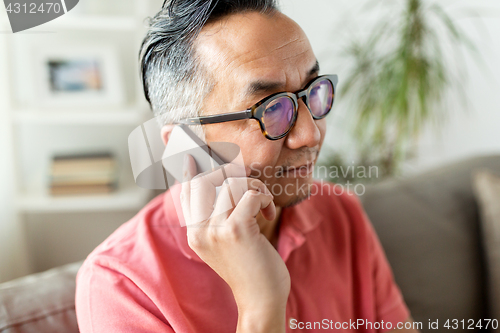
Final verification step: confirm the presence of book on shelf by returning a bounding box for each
[49,152,118,196]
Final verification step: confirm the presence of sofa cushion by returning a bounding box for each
[361,155,500,329]
[0,261,82,333]
[473,170,500,328]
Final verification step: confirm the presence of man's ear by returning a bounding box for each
[160,124,176,146]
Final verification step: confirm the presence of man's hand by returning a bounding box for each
[181,155,290,333]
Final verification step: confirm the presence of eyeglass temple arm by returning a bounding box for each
[175,109,252,125]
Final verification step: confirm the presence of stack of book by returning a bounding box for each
[49,152,118,196]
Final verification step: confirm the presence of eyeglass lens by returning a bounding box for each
[309,79,334,118]
[262,78,334,138]
[263,96,295,138]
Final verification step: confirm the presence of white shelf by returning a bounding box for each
[6,0,159,217]
[41,15,139,31]
[16,185,152,213]
[13,107,151,125]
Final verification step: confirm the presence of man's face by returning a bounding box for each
[195,11,326,207]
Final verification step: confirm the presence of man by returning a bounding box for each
[76,0,419,332]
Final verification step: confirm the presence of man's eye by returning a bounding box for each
[267,102,283,112]
[311,86,320,94]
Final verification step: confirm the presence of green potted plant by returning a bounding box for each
[329,0,479,181]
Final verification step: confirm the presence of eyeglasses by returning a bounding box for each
[176,74,338,140]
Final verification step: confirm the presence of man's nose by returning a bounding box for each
[285,99,321,149]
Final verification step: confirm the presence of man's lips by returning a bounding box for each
[283,161,315,177]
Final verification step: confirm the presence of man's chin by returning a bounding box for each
[281,191,311,208]
[271,176,315,208]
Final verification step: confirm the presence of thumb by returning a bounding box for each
[183,154,197,181]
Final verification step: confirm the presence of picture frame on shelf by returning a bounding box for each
[35,45,125,108]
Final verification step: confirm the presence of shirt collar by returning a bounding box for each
[277,189,325,262]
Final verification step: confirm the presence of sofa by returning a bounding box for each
[1,155,499,333]
[361,155,500,331]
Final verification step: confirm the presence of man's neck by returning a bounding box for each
[256,207,282,248]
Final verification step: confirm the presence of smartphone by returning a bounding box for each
[162,125,226,183]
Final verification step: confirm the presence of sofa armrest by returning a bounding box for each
[0,261,82,333]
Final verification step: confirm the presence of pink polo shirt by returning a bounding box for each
[76,181,410,332]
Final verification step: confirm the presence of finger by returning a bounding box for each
[210,181,234,224]
[231,190,276,225]
[212,178,273,218]
[222,162,248,178]
[183,153,197,181]
[225,177,272,206]
[181,154,197,224]
[260,198,277,221]
[189,161,247,188]
[184,158,249,225]
[189,168,225,224]
[187,163,247,224]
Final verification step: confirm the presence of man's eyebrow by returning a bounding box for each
[244,60,321,98]
[246,81,283,98]
[308,60,320,78]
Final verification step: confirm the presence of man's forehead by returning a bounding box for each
[195,11,315,83]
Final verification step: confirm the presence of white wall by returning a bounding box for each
[0,12,31,282]
[282,0,500,173]
[0,0,167,282]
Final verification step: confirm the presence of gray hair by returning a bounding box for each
[139,0,278,131]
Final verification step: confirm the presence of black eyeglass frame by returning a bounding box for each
[176,74,338,140]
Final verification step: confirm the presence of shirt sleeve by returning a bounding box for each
[76,259,174,333]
